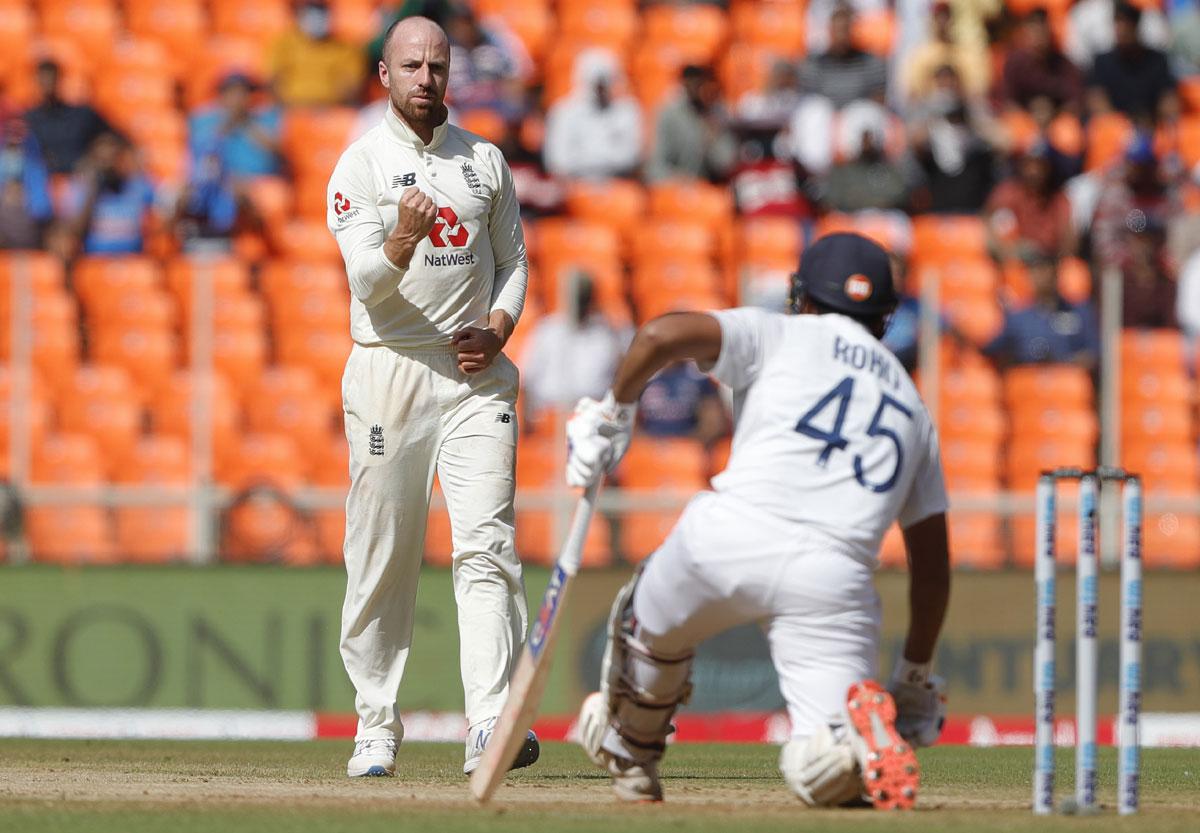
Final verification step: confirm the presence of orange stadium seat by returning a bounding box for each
[643,4,728,63]
[209,0,291,45]
[124,0,209,71]
[148,370,240,448]
[535,258,627,318]
[475,0,553,61]
[1085,112,1135,171]
[282,108,357,178]
[1122,441,1199,492]
[269,288,349,332]
[854,10,896,56]
[276,330,353,392]
[1122,401,1193,445]
[112,435,192,562]
[719,42,783,104]
[38,0,120,64]
[631,219,716,264]
[329,0,375,45]
[261,258,348,300]
[1003,365,1093,410]
[166,255,251,310]
[86,289,178,333]
[184,35,268,106]
[939,403,1006,444]
[731,1,805,56]
[912,215,986,263]
[1143,512,1200,568]
[616,438,708,563]
[73,256,163,308]
[27,432,116,563]
[632,259,722,307]
[940,365,1001,406]
[941,295,1003,345]
[273,219,343,261]
[512,436,611,566]
[916,257,998,302]
[559,3,640,50]
[211,328,269,392]
[1010,404,1100,444]
[0,251,65,294]
[217,431,307,489]
[0,369,51,479]
[947,512,1005,569]
[244,367,336,451]
[736,216,802,270]
[1006,440,1095,492]
[630,42,706,112]
[210,290,267,334]
[221,475,320,564]
[0,3,34,54]
[1121,367,1193,407]
[1175,115,1200,169]
[941,437,1001,487]
[637,290,725,322]
[1121,329,1187,374]
[244,176,293,227]
[91,328,180,400]
[563,179,646,241]
[309,430,348,564]
[648,180,733,229]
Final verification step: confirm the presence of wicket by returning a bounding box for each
[1033,467,1142,816]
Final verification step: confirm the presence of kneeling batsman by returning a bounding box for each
[560,234,953,808]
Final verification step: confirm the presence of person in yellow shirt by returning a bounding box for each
[270,0,366,107]
[902,1,990,103]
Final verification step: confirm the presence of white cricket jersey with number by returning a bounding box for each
[706,307,947,565]
[327,106,528,347]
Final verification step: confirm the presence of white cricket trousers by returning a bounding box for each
[634,491,881,740]
[339,342,528,742]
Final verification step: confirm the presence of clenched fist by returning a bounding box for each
[384,186,438,268]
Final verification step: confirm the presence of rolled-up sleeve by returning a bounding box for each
[327,149,405,308]
[487,149,528,324]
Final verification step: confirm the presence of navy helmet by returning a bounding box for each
[788,232,897,317]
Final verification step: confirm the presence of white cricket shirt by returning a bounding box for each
[327,106,528,348]
[706,307,948,565]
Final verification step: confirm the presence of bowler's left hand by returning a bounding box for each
[452,326,502,374]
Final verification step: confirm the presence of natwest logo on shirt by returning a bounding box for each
[333,192,351,215]
[428,206,469,248]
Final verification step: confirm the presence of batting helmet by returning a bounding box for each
[788,232,897,317]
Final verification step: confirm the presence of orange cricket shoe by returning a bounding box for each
[845,680,921,810]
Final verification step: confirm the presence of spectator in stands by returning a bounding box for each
[1091,134,1177,277]
[907,64,1004,214]
[0,112,53,249]
[902,2,990,105]
[1086,2,1178,122]
[985,141,1075,262]
[188,74,283,180]
[171,153,264,254]
[1169,2,1200,75]
[638,363,729,448]
[519,272,629,424]
[881,251,922,372]
[1066,0,1169,70]
[63,131,156,256]
[498,117,564,218]
[23,59,111,175]
[1121,218,1178,328]
[799,4,887,108]
[646,65,737,183]
[806,0,891,54]
[736,59,803,131]
[813,117,909,213]
[543,48,641,180]
[444,4,531,118]
[270,1,365,107]
[983,248,1100,370]
[1000,9,1084,114]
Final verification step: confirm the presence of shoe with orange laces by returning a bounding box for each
[845,680,920,810]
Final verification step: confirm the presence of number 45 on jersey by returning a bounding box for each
[795,376,913,494]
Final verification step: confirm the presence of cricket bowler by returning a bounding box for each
[566,233,952,807]
[326,16,537,778]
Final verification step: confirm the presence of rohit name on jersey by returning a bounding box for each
[833,335,901,390]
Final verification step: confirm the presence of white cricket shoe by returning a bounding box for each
[462,716,541,776]
[347,738,397,777]
[576,691,663,802]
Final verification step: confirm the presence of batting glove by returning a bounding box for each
[565,391,637,488]
[887,659,946,748]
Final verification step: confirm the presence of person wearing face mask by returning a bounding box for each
[63,131,156,256]
[270,0,366,107]
[542,48,642,180]
[816,118,910,213]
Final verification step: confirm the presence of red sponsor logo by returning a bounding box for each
[844,274,872,302]
[428,206,469,248]
[333,192,350,215]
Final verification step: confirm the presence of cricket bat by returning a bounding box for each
[469,480,601,803]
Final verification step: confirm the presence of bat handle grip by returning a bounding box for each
[558,481,601,577]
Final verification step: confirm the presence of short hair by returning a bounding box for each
[681,64,713,82]
[1114,1,1142,26]
[36,58,59,75]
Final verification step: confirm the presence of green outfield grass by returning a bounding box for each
[1,739,1196,832]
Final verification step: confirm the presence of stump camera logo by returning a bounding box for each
[425,206,476,267]
[368,425,384,456]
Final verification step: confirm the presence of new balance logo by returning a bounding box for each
[392,173,416,188]
[494,413,512,424]
[369,425,385,456]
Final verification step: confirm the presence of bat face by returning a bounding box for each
[529,564,567,660]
